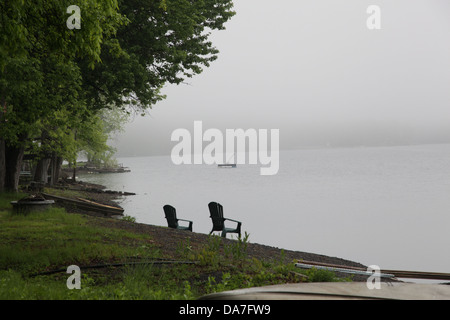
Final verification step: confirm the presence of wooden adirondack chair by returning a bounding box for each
[208,202,241,238]
[163,205,193,231]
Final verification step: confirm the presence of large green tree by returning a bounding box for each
[80,0,236,113]
[0,0,235,192]
[0,0,125,192]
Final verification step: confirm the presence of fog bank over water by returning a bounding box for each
[112,0,450,157]
[113,118,450,157]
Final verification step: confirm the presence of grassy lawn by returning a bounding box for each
[0,192,346,300]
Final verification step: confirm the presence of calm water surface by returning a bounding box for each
[80,144,450,276]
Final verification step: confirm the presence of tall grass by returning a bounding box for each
[0,192,27,211]
[0,192,348,300]
[0,204,157,275]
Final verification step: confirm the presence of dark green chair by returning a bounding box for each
[208,202,241,238]
[163,205,193,231]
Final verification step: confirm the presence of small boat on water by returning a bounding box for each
[218,153,237,168]
[218,164,236,168]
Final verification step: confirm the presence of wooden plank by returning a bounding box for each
[42,193,123,216]
[296,262,396,279]
[299,260,367,271]
[381,270,450,281]
[77,197,123,210]
[298,260,450,281]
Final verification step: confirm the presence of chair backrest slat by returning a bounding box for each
[208,202,224,230]
[163,205,178,228]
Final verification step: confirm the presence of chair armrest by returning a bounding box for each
[178,219,193,231]
[224,218,241,225]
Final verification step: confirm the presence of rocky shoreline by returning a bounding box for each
[87,215,390,283]
[42,180,391,283]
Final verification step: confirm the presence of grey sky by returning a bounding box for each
[113,0,450,156]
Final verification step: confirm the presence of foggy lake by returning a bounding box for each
[80,143,450,279]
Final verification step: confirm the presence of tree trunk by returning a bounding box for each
[49,152,55,186]
[49,153,63,185]
[56,156,63,183]
[72,165,77,182]
[0,98,5,192]
[4,142,25,193]
[0,138,5,193]
[72,129,78,182]
[33,157,50,183]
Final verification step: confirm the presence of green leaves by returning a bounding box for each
[89,0,236,110]
[0,0,235,190]
[0,0,125,143]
